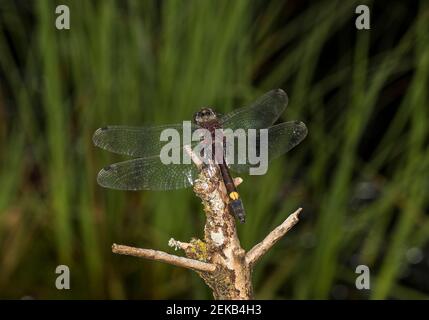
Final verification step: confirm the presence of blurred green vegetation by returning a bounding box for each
[0,0,428,299]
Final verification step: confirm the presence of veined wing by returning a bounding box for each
[227,121,307,174]
[97,156,199,191]
[93,123,199,157]
[220,89,288,131]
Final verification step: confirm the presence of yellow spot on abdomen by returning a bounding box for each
[229,191,239,200]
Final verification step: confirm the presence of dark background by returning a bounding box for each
[0,0,428,299]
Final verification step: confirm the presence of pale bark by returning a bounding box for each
[112,149,301,299]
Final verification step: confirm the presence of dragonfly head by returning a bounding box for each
[193,107,217,125]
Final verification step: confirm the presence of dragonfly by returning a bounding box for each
[93,89,307,223]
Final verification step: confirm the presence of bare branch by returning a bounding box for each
[245,208,302,266]
[112,243,216,273]
[183,145,203,168]
[233,177,243,186]
[168,238,192,251]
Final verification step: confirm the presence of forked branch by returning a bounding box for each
[112,147,301,299]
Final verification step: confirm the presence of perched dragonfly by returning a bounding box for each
[93,89,307,223]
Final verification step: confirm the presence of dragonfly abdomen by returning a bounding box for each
[218,162,246,223]
[228,199,246,223]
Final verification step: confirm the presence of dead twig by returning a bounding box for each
[112,244,216,273]
[245,208,302,266]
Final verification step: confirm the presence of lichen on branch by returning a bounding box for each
[112,153,301,299]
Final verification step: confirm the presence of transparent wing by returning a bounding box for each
[220,89,288,130]
[93,123,199,157]
[227,121,308,173]
[97,157,199,191]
